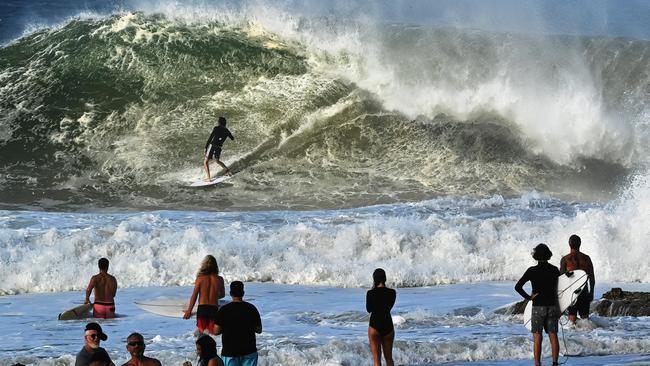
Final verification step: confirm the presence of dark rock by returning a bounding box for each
[494,299,529,315]
[495,288,650,317]
[594,288,650,317]
[453,306,482,316]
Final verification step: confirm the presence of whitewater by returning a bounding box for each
[1,0,650,365]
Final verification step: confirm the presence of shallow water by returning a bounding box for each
[2,282,650,365]
[2,1,650,365]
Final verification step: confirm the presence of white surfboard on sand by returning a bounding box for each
[524,269,589,330]
[189,175,232,187]
[58,303,93,320]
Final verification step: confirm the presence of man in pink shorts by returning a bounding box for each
[84,257,118,318]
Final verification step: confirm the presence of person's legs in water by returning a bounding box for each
[577,290,591,320]
[380,331,395,366]
[368,327,383,366]
[533,332,543,366]
[549,332,560,365]
[544,305,560,365]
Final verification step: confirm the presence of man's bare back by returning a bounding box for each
[183,274,224,319]
[88,273,117,303]
[197,274,225,305]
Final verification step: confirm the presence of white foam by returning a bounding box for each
[2,172,650,295]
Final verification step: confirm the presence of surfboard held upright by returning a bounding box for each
[523,269,589,330]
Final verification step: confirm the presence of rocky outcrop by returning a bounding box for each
[493,300,528,315]
[495,288,650,317]
[593,288,650,317]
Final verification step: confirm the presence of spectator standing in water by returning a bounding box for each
[85,257,118,319]
[560,234,596,324]
[184,255,226,335]
[366,268,396,366]
[203,116,234,181]
[214,281,262,366]
[515,243,561,366]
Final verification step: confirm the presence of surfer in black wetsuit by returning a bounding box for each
[515,243,561,366]
[203,116,234,181]
[366,268,396,366]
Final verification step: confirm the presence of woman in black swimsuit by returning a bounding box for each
[366,268,396,366]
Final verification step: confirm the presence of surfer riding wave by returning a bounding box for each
[203,117,234,181]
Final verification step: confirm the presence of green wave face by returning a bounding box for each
[0,13,638,210]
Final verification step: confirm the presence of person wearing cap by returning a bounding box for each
[85,257,118,319]
[560,234,596,324]
[214,281,262,366]
[120,332,161,366]
[515,243,561,366]
[75,322,115,366]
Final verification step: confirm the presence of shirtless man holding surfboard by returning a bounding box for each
[84,257,118,319]
[184,255,225,335]
[560,234,595,324]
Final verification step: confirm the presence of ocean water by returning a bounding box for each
[1,0,650,365]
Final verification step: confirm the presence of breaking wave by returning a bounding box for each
[0,10,648,210]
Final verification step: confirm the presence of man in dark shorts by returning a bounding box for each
[203,116,235,181]
[515,243,561,366]
[560,234,595,324]
[215,281,262,366]
[75,322,114,366]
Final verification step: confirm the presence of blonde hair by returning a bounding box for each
[198,255,219,276]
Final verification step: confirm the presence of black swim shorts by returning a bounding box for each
[205,144,222,160]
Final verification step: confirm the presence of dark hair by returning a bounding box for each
[230,280,244,297]
[127,332,144,341]
[196,334,218,361]
[569,234,581,249]
[372,268,387,289]
[532,243,552,261]
[98,258,109,271]
[218,116,227,126]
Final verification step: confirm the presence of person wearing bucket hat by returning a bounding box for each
[515,243,561,366]
[75,322,114,366]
